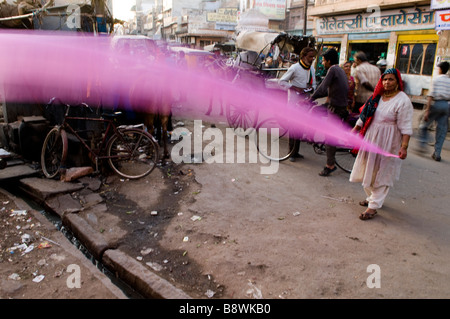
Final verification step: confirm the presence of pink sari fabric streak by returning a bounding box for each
[0,30,396,158]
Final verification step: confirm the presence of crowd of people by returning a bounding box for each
[112,39,448,221]
[116,40,447,222]
[278,47,449,221]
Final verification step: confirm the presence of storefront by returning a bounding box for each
[311,4,441,105]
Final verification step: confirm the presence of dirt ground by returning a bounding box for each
[2,114,450,299]
[106,116,450,299]
[0,189,126,299]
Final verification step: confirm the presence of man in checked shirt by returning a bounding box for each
[353,51,381,113]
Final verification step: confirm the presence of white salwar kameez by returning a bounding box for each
[350,91,413,209]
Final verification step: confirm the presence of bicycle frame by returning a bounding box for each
[62,116,117,160]
[59,105,138,170]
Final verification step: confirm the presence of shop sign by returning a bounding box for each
[316,6,434,35]
[253,0,286,20]
[435,9,450,30]
[431,0,450,10]
[215,23,236,31]
[207,8,238,25]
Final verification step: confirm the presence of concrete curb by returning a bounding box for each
[62,212,191,299]
[102,249,191,299]
[62,213,112,261]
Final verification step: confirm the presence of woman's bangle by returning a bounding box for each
[401,143,408,149]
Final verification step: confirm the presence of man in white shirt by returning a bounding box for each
[279,47,317,161]
[418,61,450,161]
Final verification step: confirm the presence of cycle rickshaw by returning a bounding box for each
[225,31,319,136]
[224,32,356,173]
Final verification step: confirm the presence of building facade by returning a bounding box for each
[119,0,449,106]
[285,0,315,36]
[141,0,290,48]
[140,0,239,47]
[309,0,450,105]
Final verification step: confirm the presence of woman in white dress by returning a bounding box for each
[350,68,413,220]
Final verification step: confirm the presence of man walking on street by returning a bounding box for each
[311,48,349,176]
[279,47,317,161]
[418,61,450,162]
[353,51,381,113]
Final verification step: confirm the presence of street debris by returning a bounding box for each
[246,281,263,299]
[10,209,27,216]
[21,233,32,243]
[32,275,45,283]
[320,195,353,203]
[205,289,215,298]
[140,248,154,255]
[8,273,21,281]
[40,236,60,247]
[22,244,35,256]
[146,261,163,272]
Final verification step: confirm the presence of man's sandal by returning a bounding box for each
[319,166,337,176]
[359,210,377,220]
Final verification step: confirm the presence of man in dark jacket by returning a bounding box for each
[311,48,349,176]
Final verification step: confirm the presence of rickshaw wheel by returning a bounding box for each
[226,103,258,137]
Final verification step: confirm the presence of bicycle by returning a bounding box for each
[254,101,357,173]
[41,98,159,180]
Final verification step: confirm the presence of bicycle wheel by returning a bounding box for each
[254,118,294,161]
[107,129,159,179]
[335,148,356,173]
[41,127,68,179]
[226,102,258,137]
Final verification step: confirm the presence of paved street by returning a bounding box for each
[157,114,450,298]
[1,106,449,299]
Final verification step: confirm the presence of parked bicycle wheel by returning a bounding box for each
[41,127,68,179]
[107,129,159,180]
[335,148,356,173]
[254,118,294,161]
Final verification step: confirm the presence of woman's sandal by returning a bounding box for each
[359,200,369,207]
[359,209,377,220]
